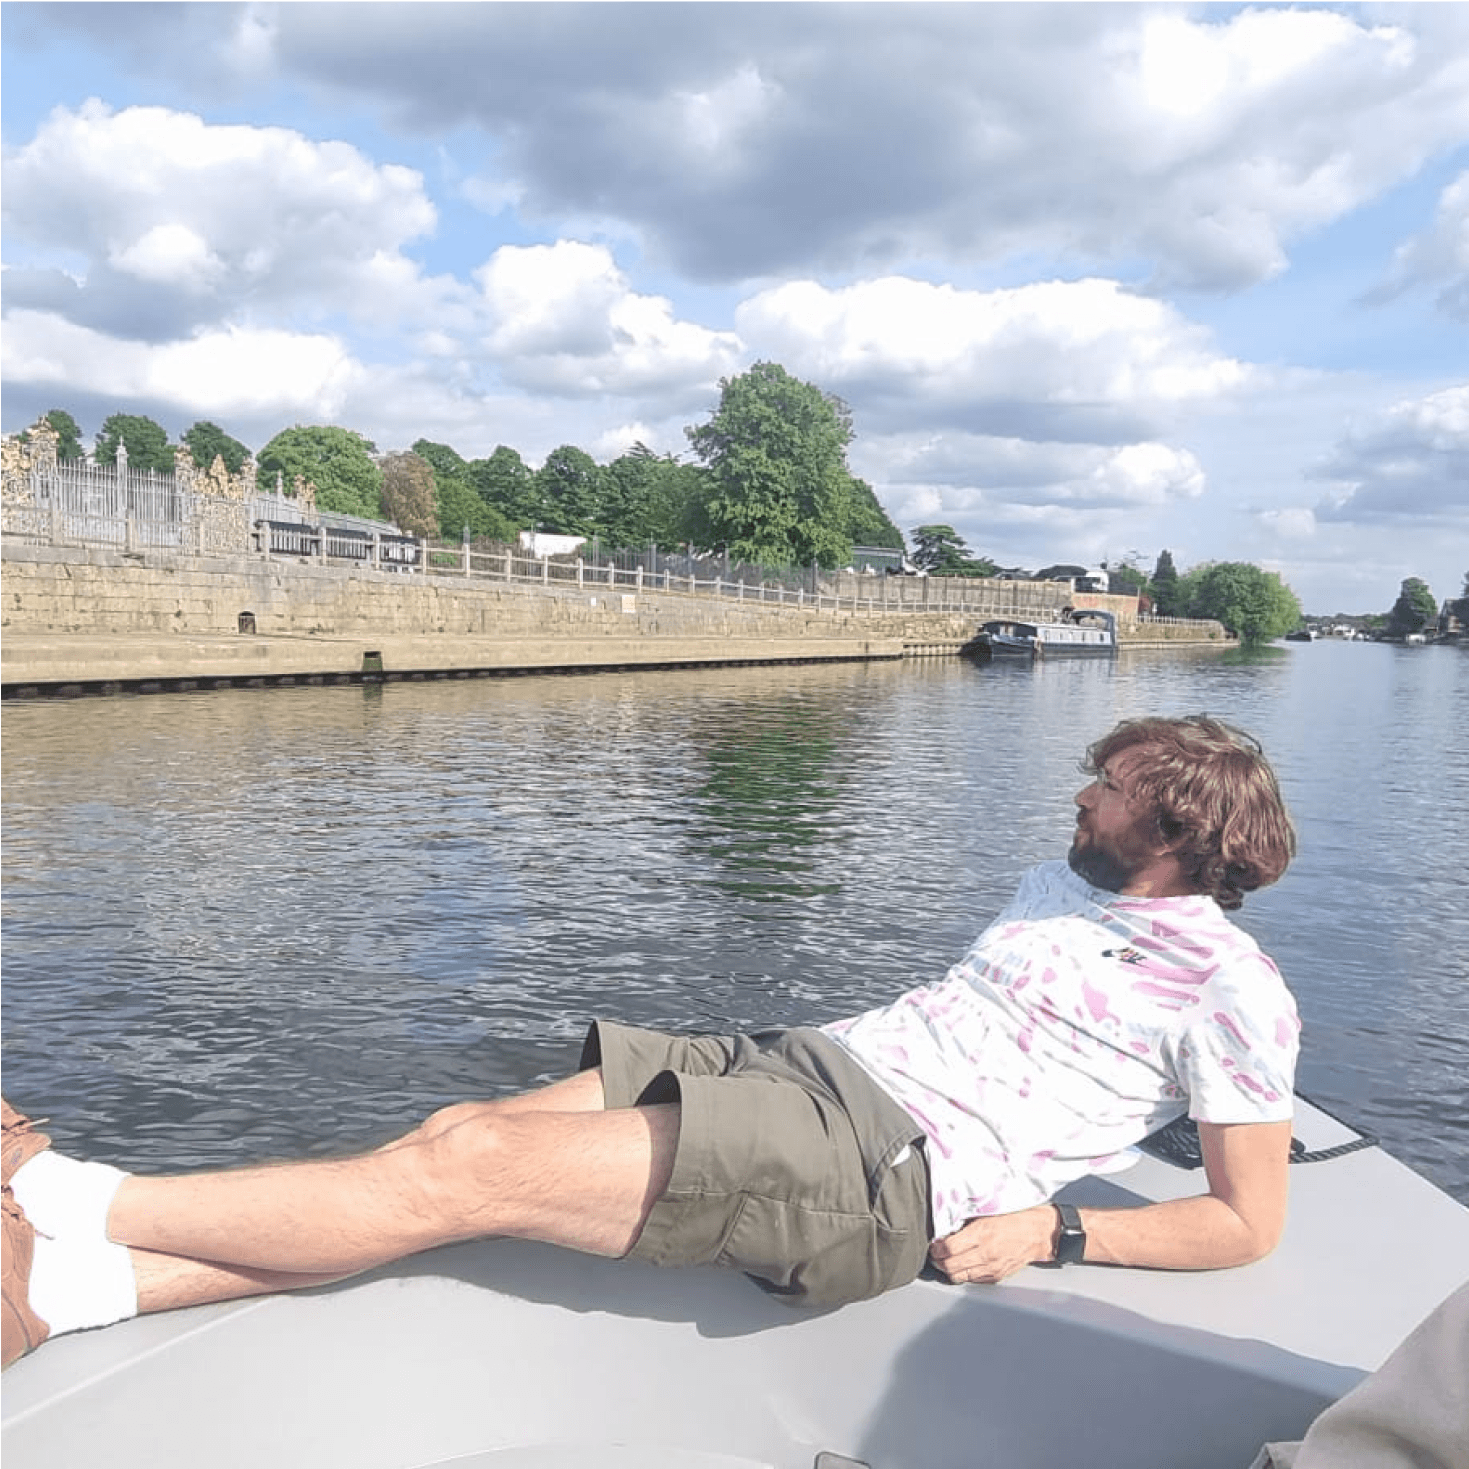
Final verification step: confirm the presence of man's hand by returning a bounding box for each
[928,1205,1057,1284]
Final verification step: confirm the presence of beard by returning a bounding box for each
[1067,831,1150,893]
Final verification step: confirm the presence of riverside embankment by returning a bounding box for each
[0,541,1228,695]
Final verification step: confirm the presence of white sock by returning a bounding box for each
[11,1150,129,1242]
[28,1234,138,1337]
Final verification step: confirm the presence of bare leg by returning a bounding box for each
[130,1248,351,1314]
[107,1070,678,1278]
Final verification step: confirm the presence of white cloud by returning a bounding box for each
[11,7,1469,294]
[1314,383,1469,523]
[475,241,741,397]
[225,4,278,79]
[109,223,225,291]
[863,432,1205,511]
[2,102,445,329]
[1375,170,1469,319]
[1258,507,1319,541]
[737,276,1248,441]
[591,422,657,461]
[235,4,1469,290]
[673,63,778,165]
[0,309,360,420]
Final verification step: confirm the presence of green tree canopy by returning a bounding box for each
[182,421,252,477]
[256,426,382,519]
[470,445,543,528]
[910,524,996,577]
[413,439,518,542]
[603,444,705,548]
[1151,549,1182,617]
[537,445,605,537]
[379,451,439,539]
[686,361,858,568]
[847,477,904,550]
[412,439,471,482]
[1179,561,1302,645]
[94,413,175,472]
[1386,576,1439,638]
[30,410,85,461]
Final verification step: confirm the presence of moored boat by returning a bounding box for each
[964,608,1118,660]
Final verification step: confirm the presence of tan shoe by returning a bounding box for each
[2,1099,52,1186]
[2,1188,50,1368]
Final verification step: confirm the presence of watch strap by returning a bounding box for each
[1053,1202,1086,1264]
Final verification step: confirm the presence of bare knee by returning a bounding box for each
[412,1101,497,1143]
[389,1071,606,1153]
[393,1107,537,1238]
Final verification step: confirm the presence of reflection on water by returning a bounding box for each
[2,643,1466,1203]
[692,696,868,899]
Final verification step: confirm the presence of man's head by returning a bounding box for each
[1070,716,1295,909]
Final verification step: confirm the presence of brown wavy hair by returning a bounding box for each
[1083,716,1296,910]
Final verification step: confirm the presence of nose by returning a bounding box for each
[1075,780,1095,809]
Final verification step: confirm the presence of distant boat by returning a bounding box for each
[964,608,1117,660]
[1285,629,1314,642]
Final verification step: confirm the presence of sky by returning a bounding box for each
[2,2,1466,614]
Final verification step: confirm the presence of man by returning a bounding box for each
[2,715,1300,1368]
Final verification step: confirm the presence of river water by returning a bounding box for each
[2,640,1466,1205]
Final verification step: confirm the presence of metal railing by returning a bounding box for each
[251,519,422,570]
[3,460,198,551]
[3,458,418,564]
[414,540,1079,617]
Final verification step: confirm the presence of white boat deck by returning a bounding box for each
[4,1101,1467,1469]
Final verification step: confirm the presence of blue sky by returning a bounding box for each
[3,2,1465,613]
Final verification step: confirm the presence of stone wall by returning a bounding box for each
[0,543,1228,669]
[0,541,988,645]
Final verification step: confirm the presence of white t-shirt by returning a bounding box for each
[823,861,1300,1237]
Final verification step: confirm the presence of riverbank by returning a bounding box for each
[0,630,918,696]
[0,540,1228,693]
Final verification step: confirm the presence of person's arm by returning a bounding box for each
[927,1117,1293,1285]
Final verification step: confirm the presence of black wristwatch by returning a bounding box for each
[1053,1202,1086,1264]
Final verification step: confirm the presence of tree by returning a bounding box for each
[1449,572,1469,632]
[1386,577,1439,638]
[537,445,604,537]
[686,361,858,568]
[378,451,439,539]
[182,421,252,477]
[470,446,544,528]
[603,444,704,548]
[413,439,518,542]
[1151,549,1182,617]
[847,477,904,551]
[1180,562,1302,645]
[909,524,995,577]
[1107,560,1150,600]
[94,413,175,472]
[28,410,85,461]
[255,426,382,519]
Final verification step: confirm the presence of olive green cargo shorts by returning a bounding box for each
[579,1021,933,1309]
